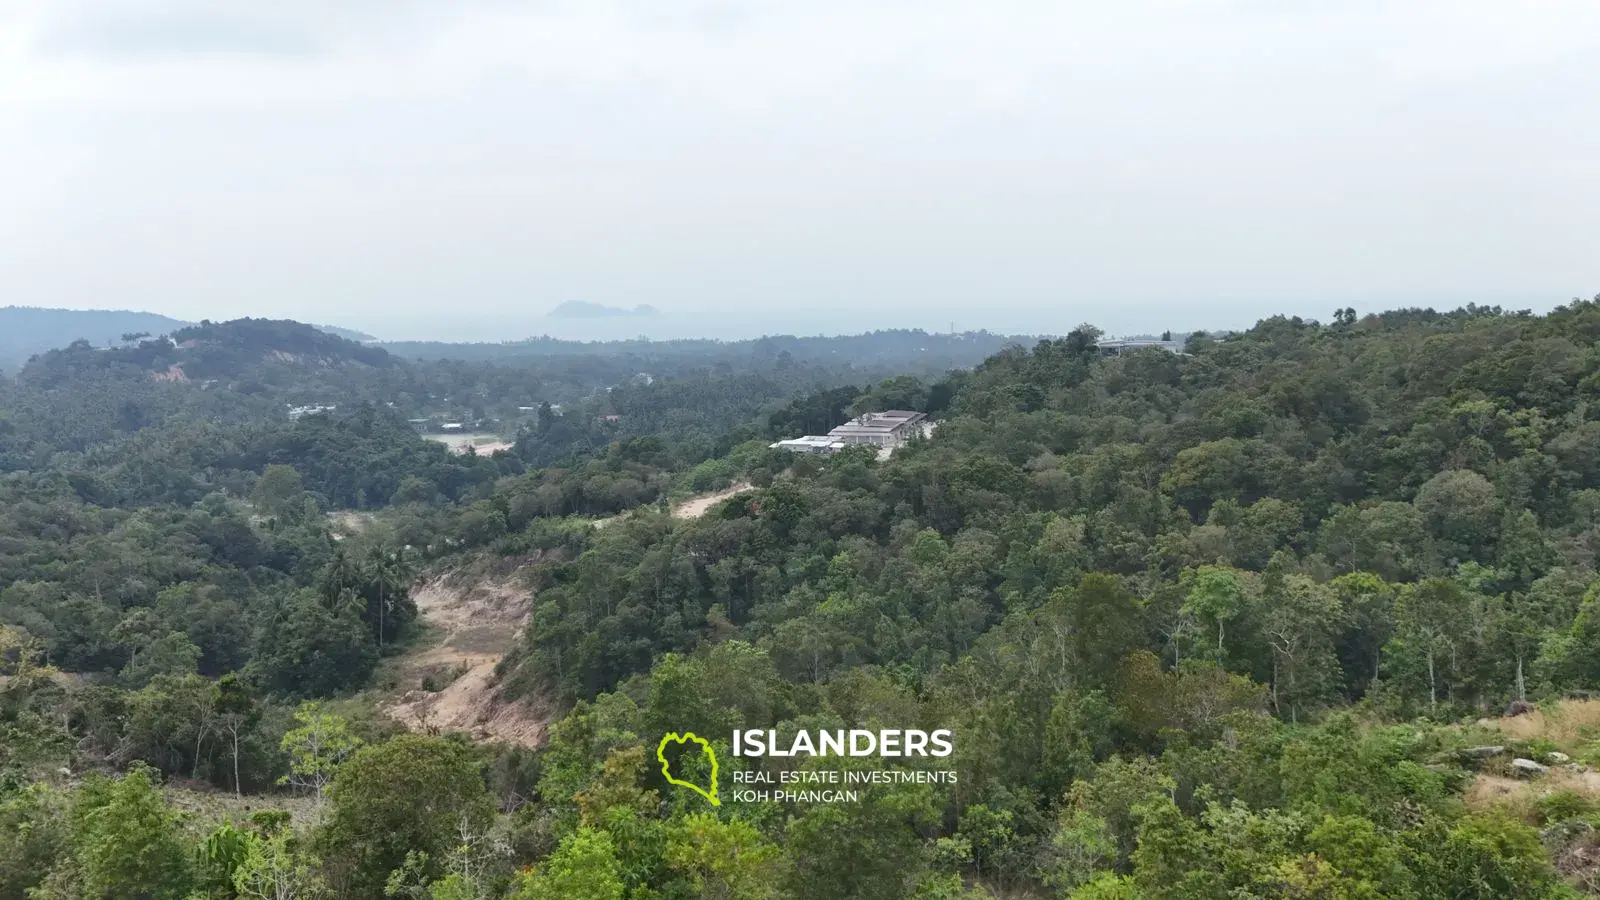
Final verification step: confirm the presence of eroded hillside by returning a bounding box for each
[386,562,550,747]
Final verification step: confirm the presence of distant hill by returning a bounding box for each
[17,317,394,390]
[164,318,393,375]
[0,307,384,371]
[548,301,660,319]
[0,306,191,370]
[378,328,1029,369]
[313,324,377,342]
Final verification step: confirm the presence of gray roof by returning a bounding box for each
[1096,339,1182,351]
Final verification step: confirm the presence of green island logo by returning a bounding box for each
[657,732,720,806]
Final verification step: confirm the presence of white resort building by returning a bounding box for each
[770,410,929,455]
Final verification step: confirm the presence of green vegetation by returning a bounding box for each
[6,301,1600,896]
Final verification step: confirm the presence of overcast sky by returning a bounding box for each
[2,1,1597,339]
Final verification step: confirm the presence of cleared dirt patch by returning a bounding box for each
[385,569,550,747]
[426,433,515,455]
[672,483,752,519]
[1464,773,1531,811]
[408,572,529,643]
[165,781,318,827]
[327,510,373,541]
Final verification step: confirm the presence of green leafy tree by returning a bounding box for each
[1408,814,1573,899]
[785,777,940,900]
[252,464,306,518]
[232,830,327,899]
[319,735,495,898]
[279,701,363,812]
[1534,583,1600,694]
[109,609,164,674]
[195,823,254,897]
[0,783,69,898]
[67,765,192,900]
[120,630,201,688]
[956,803,1031,891]
[1069,874,1140,899]
[1413,468,1502,561]
[1329,572,1396,699]
[1128,794,1220,898]
[663,812,784,900]
[511,827,625,900]
[1181,566,1249,659]
[1047,574,1145,690]
[215,672,259,798]
[1039,689,1113,800]
[1260,572,1345,722]
[250,590,379,697]
[1386,578,1469,715]
[1304,814,1414,897]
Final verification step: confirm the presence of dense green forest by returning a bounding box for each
[7,301,1600,897]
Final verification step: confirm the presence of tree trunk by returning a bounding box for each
[193,724,207,779]
[1516,654,1527,703]
[1449,642,1459,703]
[232,729,242,799]
[1427,647,1437,715]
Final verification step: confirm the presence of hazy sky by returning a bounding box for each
[2,1,1597,340]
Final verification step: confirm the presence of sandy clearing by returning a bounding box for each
[385,571,549,747]
[671,483,753,519]
[327,511,373,541]
[426,433,515,455]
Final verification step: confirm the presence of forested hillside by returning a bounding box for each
[0,307,191,372]
[493,300,1600,898]
[380,328,1016,367]
[1,319,1016,467]
[6,301,1600,897]
[0,307,384,372]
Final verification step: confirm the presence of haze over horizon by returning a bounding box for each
[3,1,1597,342]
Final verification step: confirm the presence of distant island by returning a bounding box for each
[548,301,660,319]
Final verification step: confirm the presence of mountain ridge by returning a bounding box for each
[0,306,378,370]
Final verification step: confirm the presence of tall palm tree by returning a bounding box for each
[363,543,416,648]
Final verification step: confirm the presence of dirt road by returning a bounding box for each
[671,483,752,519]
